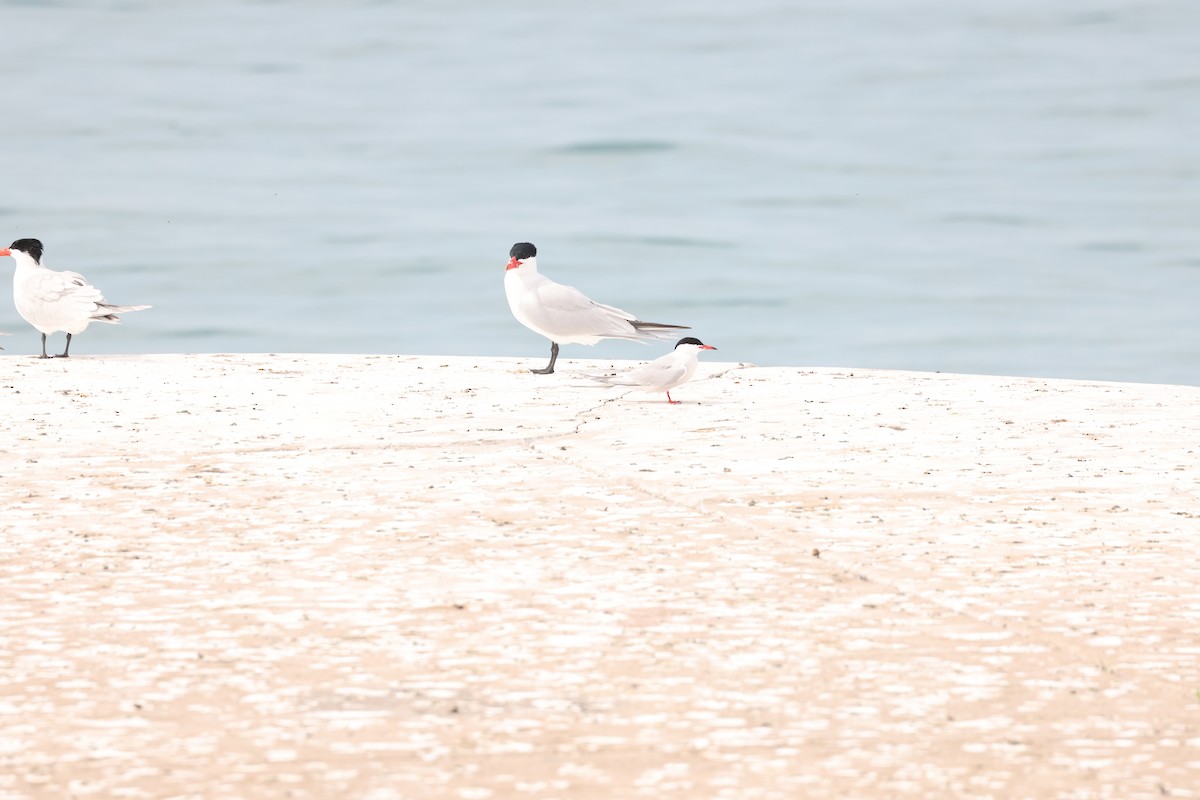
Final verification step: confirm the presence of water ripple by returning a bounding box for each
[553,140,678,155]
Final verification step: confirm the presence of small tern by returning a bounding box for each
[588,336,717,404]
[1,238,150,358]
[504,242,689,374]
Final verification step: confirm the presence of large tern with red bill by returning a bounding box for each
[1,238,150,358]
[504,242,688,374]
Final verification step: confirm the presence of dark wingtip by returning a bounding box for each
[630,320,689,332]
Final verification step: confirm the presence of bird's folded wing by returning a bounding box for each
[642,359,688,385]
[614,359,687,388]
[527,281,641,339]
[29,270,107,309]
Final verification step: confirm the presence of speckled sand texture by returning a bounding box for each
[1,354,1198,799]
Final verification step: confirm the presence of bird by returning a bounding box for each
[504,242,689,374]
[586,336,717,404]
[1,238,150,358]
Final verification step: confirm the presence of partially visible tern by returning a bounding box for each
[588,336,717,404]
[1,238,150,358]
[504,242,689,374]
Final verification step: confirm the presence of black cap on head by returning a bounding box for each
[509,242,537,260]
[675,337,706,349]
[9,238,43,263]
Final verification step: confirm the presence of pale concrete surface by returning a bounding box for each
[1,353,1198,799]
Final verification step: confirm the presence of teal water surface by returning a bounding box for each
[1,0,1198,384]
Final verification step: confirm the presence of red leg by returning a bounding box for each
[666,392,681,405]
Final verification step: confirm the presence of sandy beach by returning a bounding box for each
[1,353,1198,798]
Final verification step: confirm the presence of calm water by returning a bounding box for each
[2,0,1198,384]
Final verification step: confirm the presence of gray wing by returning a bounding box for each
[23,269,109,324]
[624,358,689,390]
[522,279,646,340]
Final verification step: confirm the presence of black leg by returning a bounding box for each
[530,342,559,375]
[56,333,72,358]
[39,333,49,359]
